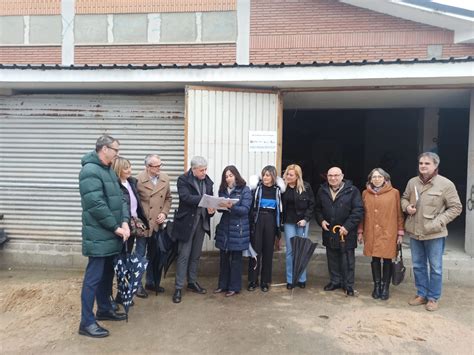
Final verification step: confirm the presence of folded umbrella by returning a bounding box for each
[290,236,318,288]
[114,242,148,321]
[151,222,179,280]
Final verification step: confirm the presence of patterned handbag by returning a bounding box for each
[130,216,148,238]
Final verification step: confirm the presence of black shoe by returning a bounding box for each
[187,282,207,294]
[78,323,109,338]
[172,289,182,303]
[324,282,342,291]
[286,283,294,290]
[96,310,127,321]
[247,282,258,292]
[136,286,148,298]
[297,282,306,289]
[145,284,165,293]
[261,284,269,292]
[346,287,355,296]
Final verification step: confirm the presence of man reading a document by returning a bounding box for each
[171,156,215,304]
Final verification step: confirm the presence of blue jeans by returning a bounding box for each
[410,237,446,301]
[80,256,115,327]
[284,223,310,284]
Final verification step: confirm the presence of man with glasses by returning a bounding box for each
[315,166,364,296]
[137,154,172,296]
[78,135,129,338]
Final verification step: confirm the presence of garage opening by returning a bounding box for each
[282,108,468,250]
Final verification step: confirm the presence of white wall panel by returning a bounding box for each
[186,86,280,250]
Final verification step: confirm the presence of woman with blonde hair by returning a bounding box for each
[282,164,315,289]
[112,157,149,300]
[358,168,404,301]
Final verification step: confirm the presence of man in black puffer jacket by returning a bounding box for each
[315,166,364,296]
[78,135,130,338]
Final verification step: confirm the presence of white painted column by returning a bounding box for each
[465,90,474,256]
[422,108,439,152]
[236,0,250,65]
[61,0,75,65]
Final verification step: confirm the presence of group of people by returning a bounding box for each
[78,135,462,338]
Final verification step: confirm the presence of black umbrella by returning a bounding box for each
[114,242,148,321]
[149,223,178,295]
[290,236,318,288]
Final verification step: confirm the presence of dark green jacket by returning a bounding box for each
[79,151,129,257]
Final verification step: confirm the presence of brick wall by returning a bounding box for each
[250,0,474,63]
[75,44,236,65]
[0,46,61,64]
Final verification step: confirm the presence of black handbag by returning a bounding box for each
[392,244,406,285]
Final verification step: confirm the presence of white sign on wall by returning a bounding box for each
[249,130,277,152]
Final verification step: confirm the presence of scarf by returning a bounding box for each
[419,169,438,185]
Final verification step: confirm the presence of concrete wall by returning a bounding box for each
[466,91,474,256]
[113,14,148,43]
[29,15,62,44]
[0,16,24,44]
[161,13,196,43]
[75,15,108,44]
[202,11,236,42]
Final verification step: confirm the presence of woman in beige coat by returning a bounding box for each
[358,168,404,301]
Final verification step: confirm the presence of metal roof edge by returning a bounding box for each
[0,56,472,70]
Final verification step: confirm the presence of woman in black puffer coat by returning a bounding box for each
[214,166,252,297]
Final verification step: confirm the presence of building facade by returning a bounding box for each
[0,0,473,266]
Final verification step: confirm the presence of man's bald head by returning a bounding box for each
[327,167,344,189]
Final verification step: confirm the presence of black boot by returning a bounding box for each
[371,260,381,299]
[380,262,392,301]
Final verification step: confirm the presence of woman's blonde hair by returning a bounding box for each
[284,164,306,194]
[112,157,131,180]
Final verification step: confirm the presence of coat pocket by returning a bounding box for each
[422,213,443,234]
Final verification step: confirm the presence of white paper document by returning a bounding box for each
[198,194,239,209]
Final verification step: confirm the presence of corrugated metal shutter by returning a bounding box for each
[0,94,184,243]
[186,86,281,250]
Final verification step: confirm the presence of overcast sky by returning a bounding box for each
[433,0,474,11]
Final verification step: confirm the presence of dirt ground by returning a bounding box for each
[0,268,473,355]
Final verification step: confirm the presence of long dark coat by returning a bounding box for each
[172,169,214,242]
[314,180,364,250]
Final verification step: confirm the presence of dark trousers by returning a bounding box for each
[248,212,276,285]
[326,247,355,289]
[218,250,243,292]
[80,255,115,327]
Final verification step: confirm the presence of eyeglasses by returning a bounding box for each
[148,164,162,168]
[107,146,119,154]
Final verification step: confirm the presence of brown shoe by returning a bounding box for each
[425,300,439,311]
[408,295,427,306]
